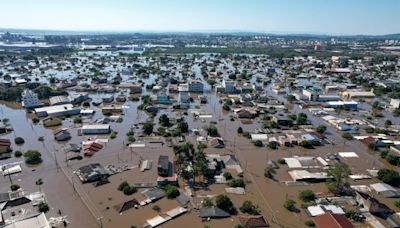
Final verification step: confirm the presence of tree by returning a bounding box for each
[216,194,235,214]
[37,202,49,213]
[228,178,245,188]
[283,199,296,211]
[206,125,219,137]
[326,163,351,194]
[300,140,313,149]
[237,127,243,134]
[202,197,214,208]
[264,167,276,179]
[297,113,308,125]
[143,121,154,135]
[123,185,137,195]
[316,125,327,134]
[385,153,399,165]
[368,143,378,151]
[24,150,42,164]
[117,181,129,191]
[10,184,20,191]
[268,141,277,149]
[394,200,400,208]
[73,116,82,124]
[342,133,354,140]
[240,200,256,214]
[254,140,263,147]
[223,172,233,180]
[14,137,25,145]
[152,205,161,212]
[304,220,315,227]
[165,186,180,199]
[299,190,315,202]
[159,114,171,127]
[177,121,189,133]
[35,178,43,192]
[377,168,400,186]
[385,120,392,128]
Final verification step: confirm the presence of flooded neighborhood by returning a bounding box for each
[1,2,400,228]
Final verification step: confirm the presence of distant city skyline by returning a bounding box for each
[1,0,399,35]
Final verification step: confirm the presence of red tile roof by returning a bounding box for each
[314,213,354,228]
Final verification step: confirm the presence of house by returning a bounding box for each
[221,79,237,94]
[49,95,70,106]
[355,191,393,218]
[208,138,225,148]
[313,213,354,228]
[156,94,169,105]
[157,174,178,186]
[188,80,204,93]
[75,163,110,183]
[130,85,142,94]
[307,205,345,217]
[81,124,111,135]
[53,129,71,141]
[178,91,190,103]
[68,92,89,104]
[236,109,257,119]
[157,155,170,177]
[102,95,114,103]
[116,95,127,102]
[42,117,62,127]
[0,139,12,153]
[21,89,40,108]
[370,183,400,198]
[102,105,123,115]
[272,115,293,127]
[238,215,269,228]
[1,212,50,228]
[341,90,375,100]
[83,142,103,156]
[199,206,230,218]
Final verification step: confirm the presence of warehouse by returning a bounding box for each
[34,104,81,117]
[81,124,111,135]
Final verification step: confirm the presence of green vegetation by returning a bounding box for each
[342,133,354,140]
[316,125,327,134]
[152,205,161,212]
[159,114,171,127]
[215,194,235,214]
[227,178,245,188]
[24,150,42,165]
[206,125,219,137]
[165,186,180,199]
[14,137,25,145]
[299,190,315,202]
[344,209,365,222]
[377,168,400,186]
[37,202,50,213]
[237,127,243,134]
[254,140,263,147]
[283,199,296,211]
[223,172,233,180]
[202,197,214,208]
[326,163,351,194]
[110,131,118,139]
[14,150,23,157]
[304,220,315,227]
[10,184,20,191]
[264,167,276,179]
[239,200,257,214]
[142,121,154,135]
[394,200,400,208]
[73,116,82,124]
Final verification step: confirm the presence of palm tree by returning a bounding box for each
[36,178,43,192]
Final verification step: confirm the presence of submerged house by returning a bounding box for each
[355,191,393,218]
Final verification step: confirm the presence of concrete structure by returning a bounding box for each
[390,99,400,109]
[303,89,319,101]
[21,89,40,108]
[49,95,70,106]
[222,79,236,94]
[341,90,375,99]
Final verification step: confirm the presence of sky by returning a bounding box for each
[1,0,399,35]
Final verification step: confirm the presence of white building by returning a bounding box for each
[81,124,111,134]
[390,99,400,109]
[302,89,319,101]
[21,89,40,108]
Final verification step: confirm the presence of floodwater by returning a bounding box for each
[1,54,399,228]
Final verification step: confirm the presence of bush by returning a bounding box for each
[73,116,82,124]
[342,133,354,140]
[10,184,20,191]
[304,220,315,227]
[345,209,365,222]
[110,131,118,139]
[299,190,315,202]
[377,168,400,186]
[216,194,235,214]
[202,197,214,208]
[264,167,276,179]
[165,186,180,199]
[223,172,233,180]
[24,150,42,164]
[152,205,161,212]
[228,178,245,188]
[14,150,23,157]
[37,202,49,213]
[300,140,313,149]
[394,200,400,208]
[254,140,263,147]
[117,181,129,191]
[14,137,25,145]
[38,136,44,142]
[277,158,286,164]
[237,127,243,134]
[32,117,39,124]
[283,199,296,211]
[385,153,399,165]
[316,125,327,134]
[368,143,378,151]
[240,200,256,214]
[123,185,137,195]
